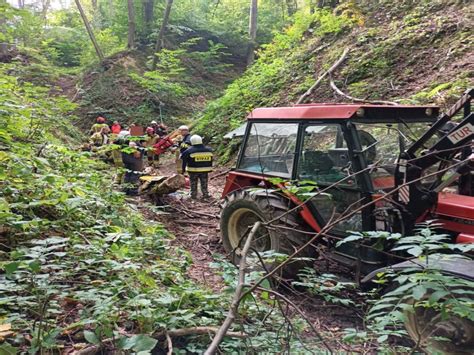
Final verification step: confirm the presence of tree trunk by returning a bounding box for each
[144,0,154,31]
[286,0,296,16]
[42,0,51,19]
[309,0,315,13]
[246,0,258,66]
[91,0,97,11]
[74,0,104,61]
[18,0,25,8]
[127,0,136,49]
[151,0,173,70]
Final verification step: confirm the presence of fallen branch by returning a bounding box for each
[154,326,247,339]
[296,47,350,105]
[329,75,398,105]
[165,332,173,355]
[176,202,219,218]
[204,221,262,355]
[210,169,231,180]
[174,219,215,226]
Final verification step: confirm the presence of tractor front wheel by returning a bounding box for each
[220,189,316,278]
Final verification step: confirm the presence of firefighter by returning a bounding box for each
[175,125,192,174]
[110,120,121,134]
[90,116,108,134]
[144,127,160,167]
[181,134,213,200]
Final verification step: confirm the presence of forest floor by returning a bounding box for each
[132,154,378,352]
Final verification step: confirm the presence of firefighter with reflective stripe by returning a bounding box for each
[175,125,192,174]
[181,135,213,200]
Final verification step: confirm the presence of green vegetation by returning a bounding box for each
[1,0,473,352]
[0,54,317,354]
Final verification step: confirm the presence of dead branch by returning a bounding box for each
[210,169,232,180]
[204,221,262,355]
[329,75,398,105]
[155,326,247,339]
[166,332,173,355]
[174,219,216,226]
[296,47,350,105]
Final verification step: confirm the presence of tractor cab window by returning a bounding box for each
[298,125,354,187]
[239,123,299,178]
[298,124,362,233]
[353,122,436,190]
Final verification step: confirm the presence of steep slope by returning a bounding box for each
[195,0,473,158]
[70,31,245,130]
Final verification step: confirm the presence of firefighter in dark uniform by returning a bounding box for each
[176,125,192,174]
[181,135,213,200]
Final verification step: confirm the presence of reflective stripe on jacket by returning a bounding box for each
[181,145,213,173]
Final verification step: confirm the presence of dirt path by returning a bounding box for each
[136,155,228,291]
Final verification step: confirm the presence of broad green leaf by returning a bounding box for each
[83,330,100,345]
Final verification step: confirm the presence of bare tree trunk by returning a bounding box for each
[144,0,154,31]
[309,0,315,13]
[18,0,25,8]
[285,0,296,16]
[74,0,104,61]
[91,0,97,11]
[127,0,136,49]
[152,0,173,70]
[246,0,258,66]
[42,0,51,19]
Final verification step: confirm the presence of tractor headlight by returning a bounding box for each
[425,108,433,116]
[356,108,365,117]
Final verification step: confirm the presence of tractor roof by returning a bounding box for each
[247,104,439,121]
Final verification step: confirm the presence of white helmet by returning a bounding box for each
[178,125,189,131]
[151,120,158,125]
[190,134,203,145]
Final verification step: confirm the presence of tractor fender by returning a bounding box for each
[361,255,474,284]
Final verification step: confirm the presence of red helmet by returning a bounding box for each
[97,116,105,123]
[146,127,155,134]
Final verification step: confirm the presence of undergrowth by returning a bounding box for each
[0,61,314,354]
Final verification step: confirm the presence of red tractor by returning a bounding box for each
[220,89,474,351]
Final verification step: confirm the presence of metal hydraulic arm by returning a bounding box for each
[395,89,474,228]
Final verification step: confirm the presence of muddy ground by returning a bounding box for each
[134,155,378,352]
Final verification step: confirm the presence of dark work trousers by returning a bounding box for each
[189,172,210,199]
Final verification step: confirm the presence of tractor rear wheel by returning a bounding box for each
[403,291,474,354]
[220,189,316,278]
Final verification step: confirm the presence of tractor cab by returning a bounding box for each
[225,104,440,236]
[221,91,474,273]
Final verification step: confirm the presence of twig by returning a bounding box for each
[210,169,231,180]
[204,221,262,355]
[174,219,215,226]
[154,327,247,339]
[255,286,333,353]
[296,47,350,104]
[166,332,173,355]
[329,75,398,105]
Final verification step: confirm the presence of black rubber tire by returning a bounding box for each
[220,189,316,278]
[403,291,474,354]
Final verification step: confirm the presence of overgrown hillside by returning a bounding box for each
[195,0,473,157]
[72,35,243,129]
